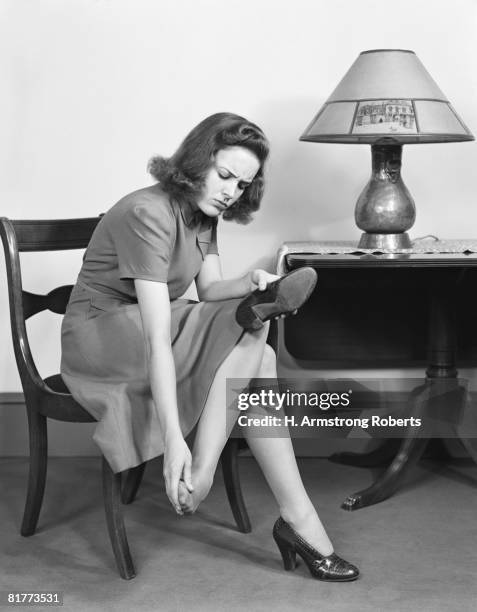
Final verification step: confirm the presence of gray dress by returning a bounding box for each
[61,184,244,473]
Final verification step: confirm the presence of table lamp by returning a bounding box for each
[300,49,474,250]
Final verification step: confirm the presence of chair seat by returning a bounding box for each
[44,373,71,394]
[42,374,95,423]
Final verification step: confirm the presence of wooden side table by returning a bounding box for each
[279,245,477,510]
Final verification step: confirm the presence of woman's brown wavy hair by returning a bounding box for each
[148,112,269,224]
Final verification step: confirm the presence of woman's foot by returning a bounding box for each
[281,508,333,556]
[177,470,214,514]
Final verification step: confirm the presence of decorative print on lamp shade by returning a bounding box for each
[353,100,416,134]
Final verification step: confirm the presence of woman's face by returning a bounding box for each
[196,146,260,217]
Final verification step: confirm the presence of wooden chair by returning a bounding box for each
[0,216,251,580]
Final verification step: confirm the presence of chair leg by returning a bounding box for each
[21,410,48,536]
[221,438,251,533]
[102,457,136,580]
[121,462,147,504]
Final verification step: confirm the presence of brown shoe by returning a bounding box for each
[235,267,317,332]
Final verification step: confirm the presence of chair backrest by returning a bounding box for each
[0,217,101,403]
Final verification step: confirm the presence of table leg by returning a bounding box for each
[341,290,456,510]
[341,384,431,510]
[329,438,402,468]
[454,394,477,466]
[458,438,477,464]
[341,437,429,510]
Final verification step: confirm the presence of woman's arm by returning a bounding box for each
[135,278,193,514]
[196,254,279,301]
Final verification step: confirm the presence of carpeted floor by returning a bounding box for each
[1,456,476,612]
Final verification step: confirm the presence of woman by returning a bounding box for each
[61,112,359,582]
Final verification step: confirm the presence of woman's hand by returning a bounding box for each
[163,433,194,515]
[247,269,280,292]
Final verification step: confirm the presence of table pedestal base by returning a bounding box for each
[335,290,474,510]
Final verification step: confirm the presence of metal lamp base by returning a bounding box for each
[355,143,416,252]
[358,232,412,251]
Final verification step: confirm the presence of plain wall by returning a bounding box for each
[1,0,476,454]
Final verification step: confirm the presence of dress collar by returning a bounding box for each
[179,199,206,228]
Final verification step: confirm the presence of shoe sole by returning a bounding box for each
[236,267,317,331]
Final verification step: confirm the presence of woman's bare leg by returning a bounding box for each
[179,326,334,554]
[241,344,333,554]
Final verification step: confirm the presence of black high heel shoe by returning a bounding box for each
[272,517,360,582]
[235,267,317,332]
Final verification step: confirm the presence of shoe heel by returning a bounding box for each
[274,537,297,571]
[236,305,264,331]
[251,303,279,321]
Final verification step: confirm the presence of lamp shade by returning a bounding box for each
[301,49,474,144]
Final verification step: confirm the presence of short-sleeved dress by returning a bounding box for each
[60,184,245,473]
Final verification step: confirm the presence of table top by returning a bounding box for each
[286,251,477,269]
[277,240,477,272]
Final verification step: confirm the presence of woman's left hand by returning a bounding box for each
[248,268,280,292]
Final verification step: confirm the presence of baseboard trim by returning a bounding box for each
[0,392,24,404]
